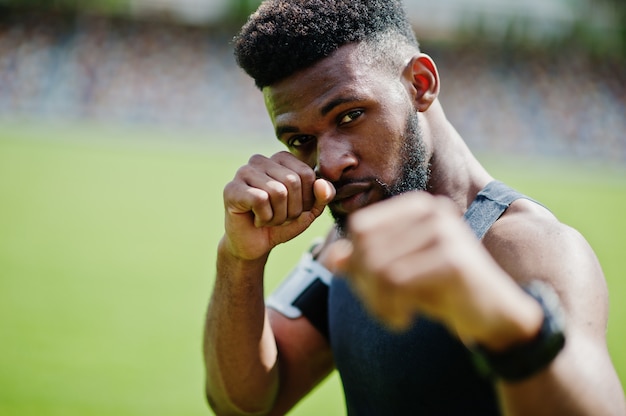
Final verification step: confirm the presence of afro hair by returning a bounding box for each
[234,0,419,89]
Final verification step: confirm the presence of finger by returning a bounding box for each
[343,262,414,332]
[243,154,311,226]
[345,192,464,271]
[324,238,352,276]
[311,178,336,214]
[323,231,417,331]
[270,151,317,213]
[223,179,274,224]
[240,173,287,226]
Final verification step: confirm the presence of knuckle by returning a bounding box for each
[223,180,237,197]
[251,188,270,203]
[283,173,302,190]
[248,153,267,165]
[267,181,289,200]
[246,188,270,210]
[234,163,256,182]
[223,181,247,205]
[270,150,292,161]
[300,167,316,183]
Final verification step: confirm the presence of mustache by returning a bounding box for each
[328,177,393,198]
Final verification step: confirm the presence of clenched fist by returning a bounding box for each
[222,151,336,261]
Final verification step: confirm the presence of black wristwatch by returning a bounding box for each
[471,281,566,382]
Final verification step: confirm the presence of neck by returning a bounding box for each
[421,100,493,212]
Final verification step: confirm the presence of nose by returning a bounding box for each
[314,136,358,182]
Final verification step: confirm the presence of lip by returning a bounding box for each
[330,183,372,214]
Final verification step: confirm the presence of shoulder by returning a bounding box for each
[482,198,601,284]
[483,198,609,336]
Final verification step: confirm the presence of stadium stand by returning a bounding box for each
[1,11,624,162]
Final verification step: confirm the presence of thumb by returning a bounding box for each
[309,178,336,218]
[313,178,335,205]
[324,239,353,276]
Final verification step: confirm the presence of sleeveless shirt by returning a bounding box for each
[327,181,531,415]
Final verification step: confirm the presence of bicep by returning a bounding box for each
[487,209,625,413]
[264,232,338,413]
[486,203,609,338]
[538,227,624,405]
[267,309,334,415]
[507,224,608,337]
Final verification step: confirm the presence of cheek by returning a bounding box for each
[358,90,413,180]
[362,132,406,184]
[370,116,408,169]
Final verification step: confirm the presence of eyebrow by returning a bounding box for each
[275,95,366,139]
[276,125,300,139]
[321,96,363,116]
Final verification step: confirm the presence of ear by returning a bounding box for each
[404,54,440,112]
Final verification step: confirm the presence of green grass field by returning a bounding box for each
[1,121,625,415]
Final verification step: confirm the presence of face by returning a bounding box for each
[263,44,430,233]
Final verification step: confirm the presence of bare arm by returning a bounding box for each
[326,192,625,415]
[486,200,626,415]
[204,246,335,415]
[203,152,335,415]
[204,249,278,414]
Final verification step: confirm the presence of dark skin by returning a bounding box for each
[204,43,626,415]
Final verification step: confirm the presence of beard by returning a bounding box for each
[330,110,430,234]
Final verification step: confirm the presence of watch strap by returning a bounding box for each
[471,281,566,382]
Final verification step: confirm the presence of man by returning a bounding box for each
[203,1,625,414]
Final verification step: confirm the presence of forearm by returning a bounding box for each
[497,333,626,416]
[478,286,624,415]
[204,244,279,415]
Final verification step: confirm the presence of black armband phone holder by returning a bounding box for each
[266,247,332,338]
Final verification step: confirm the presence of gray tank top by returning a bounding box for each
[327,181,530,415]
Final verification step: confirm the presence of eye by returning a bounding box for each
[287,135,315,149]
[339,109,363,126]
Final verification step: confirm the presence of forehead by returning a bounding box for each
[263,44,391,125]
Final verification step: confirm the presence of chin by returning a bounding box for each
[330,211,348,237]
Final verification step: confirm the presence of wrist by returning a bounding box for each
[477,286,545,352]
[470,281,566,382]
[217,237,269,280]
[219,236,270,263]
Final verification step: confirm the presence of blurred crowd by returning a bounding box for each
[1,12,625,163]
